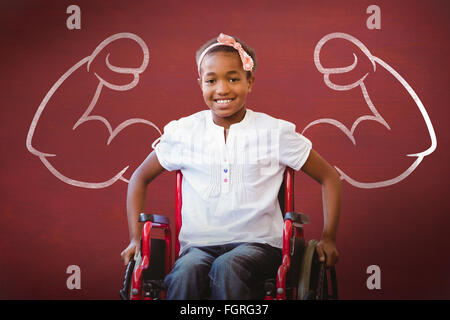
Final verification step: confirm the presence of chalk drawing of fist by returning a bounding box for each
[26,33,161,188]
[303,32,437,188]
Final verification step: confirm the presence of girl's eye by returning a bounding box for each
[230,78,240,82]
[205,79,215,84]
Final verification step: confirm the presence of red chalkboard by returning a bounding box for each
[1,0,449,299]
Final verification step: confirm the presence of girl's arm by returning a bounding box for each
[301,149,342,267]
[120,151,166,265]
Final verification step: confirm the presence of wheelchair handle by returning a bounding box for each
[119,259,136,300]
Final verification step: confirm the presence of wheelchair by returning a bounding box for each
[120,168,338,300]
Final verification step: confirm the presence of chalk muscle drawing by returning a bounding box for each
[302,32,437,189]
[26,33,161,189]
[27,32,436,189]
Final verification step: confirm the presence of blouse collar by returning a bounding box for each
[208,108,253,130]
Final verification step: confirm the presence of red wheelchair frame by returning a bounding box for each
[120,168,337,300]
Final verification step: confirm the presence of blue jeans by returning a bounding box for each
[164,242,282,300]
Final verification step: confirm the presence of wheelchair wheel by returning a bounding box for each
[119,253,141,300]
[119,237,167,300]
[297,239,338,300]
[297,239,317,299]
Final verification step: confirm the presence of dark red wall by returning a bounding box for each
[1,0,449,299]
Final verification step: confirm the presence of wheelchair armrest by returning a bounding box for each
[138,213,170,225]
[284,212,310,225]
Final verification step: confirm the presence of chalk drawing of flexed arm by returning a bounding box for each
[303,32,437,189]
[26,33,161,189]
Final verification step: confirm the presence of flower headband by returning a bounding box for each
[197,33,254,76]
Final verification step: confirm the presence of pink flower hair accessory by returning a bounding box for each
[197,33,254,76]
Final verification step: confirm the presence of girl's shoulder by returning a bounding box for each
[250,110,296,130]
[163,109,210,133]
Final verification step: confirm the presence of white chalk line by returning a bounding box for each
[26,33,161,189]
[27,32,437,190]
[303,32,437,189]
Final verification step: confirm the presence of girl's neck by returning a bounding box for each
[212,107,247,130]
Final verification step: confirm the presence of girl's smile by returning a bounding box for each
[198,51,254,129]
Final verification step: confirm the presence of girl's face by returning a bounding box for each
[198,51,254,127]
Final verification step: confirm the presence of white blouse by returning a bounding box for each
[154,109,312,254]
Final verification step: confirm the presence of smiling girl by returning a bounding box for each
[121,33,341,299]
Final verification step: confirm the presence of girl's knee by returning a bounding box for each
[167,247,214,282]
[210,254,250,280]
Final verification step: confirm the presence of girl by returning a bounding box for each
[120,33,341,299]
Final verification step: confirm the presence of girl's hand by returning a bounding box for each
[120,240,140,266]
[316,238,339,268]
